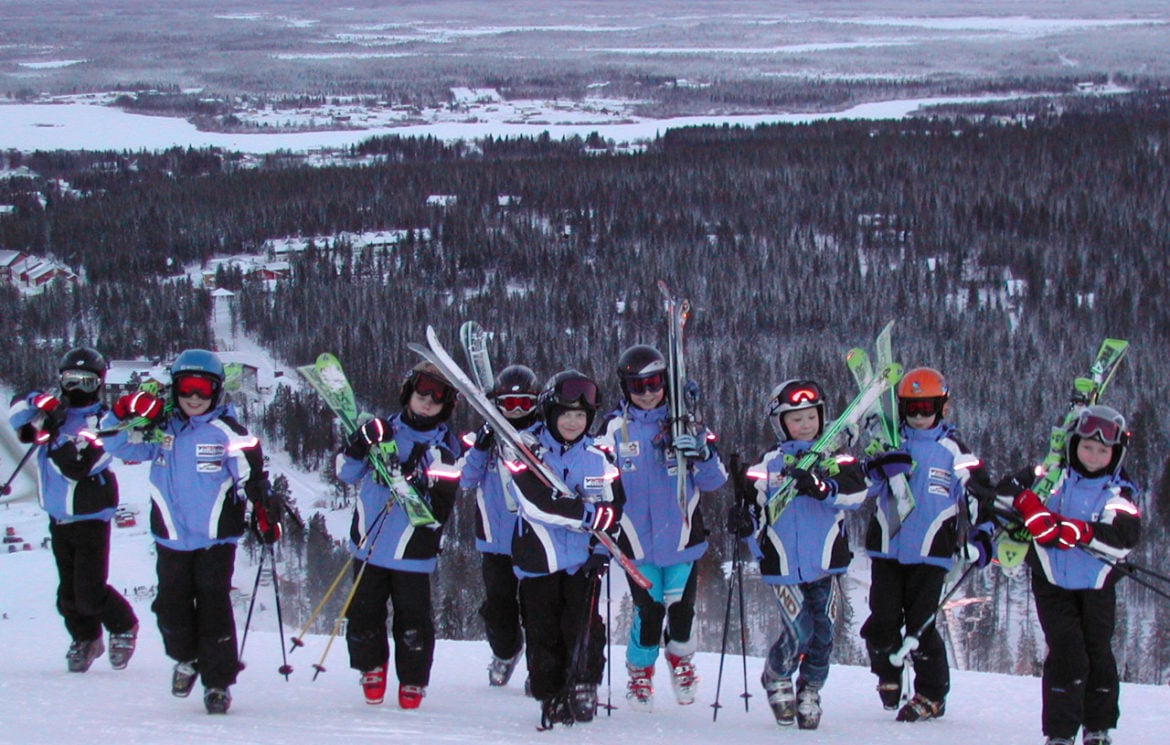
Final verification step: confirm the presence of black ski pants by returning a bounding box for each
[480,551,523,660]
[519,568,605,702]
[1032,573,1120,739]
[861,558,949,702]
[153,542,239,689]
[49,518,137,641]
[345,561,435,687]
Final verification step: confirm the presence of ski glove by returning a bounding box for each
[791,468,833,500]
[472,423,495,452]
[672,433,710,461]
[586,503,621,534]
[726,504,755,538]
[965,527,995,568]
[866,449,912,481]
[345,418,388,460]
[113,391,164,422]
[32,392,61,415]
[1055,518,1093,550]
[582,552,609,578]
[1013,490,1060,546]
[252,494,283,544]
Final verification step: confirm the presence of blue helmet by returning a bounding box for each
[170,349,225,406]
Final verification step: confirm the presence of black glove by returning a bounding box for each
[586,503,621,534]
[345,418,388,460]
[866,450,912,481]
[996,470,1034,498]
[472,423,495,452]
[726,504,755,538]
[791,468,832,500]
[582,552,610,578]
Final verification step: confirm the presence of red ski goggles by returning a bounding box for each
[496,394,536,413]
[626,372,665,395]
[175,375,216,400]
[900,397,943,419]
[1072,409,1126,446]
[413,373,454,404]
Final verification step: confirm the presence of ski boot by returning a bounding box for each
[665,652,697,705]
[625,663,654,712]
[876,680,902,710]
[796,683,822,730]
[108,624,138,670]
[204,687,231,714]
[66,637,105,673]
[398,684,426,709]
[172,660,198,697]
[1043,739,1075,745]
[360,665,387,705]
[1083,731,1112,745]
[569,682,597,722]
[762,673,797,726]
[539,694,575,730]
[896,692,945,722]
[488,647,524,687]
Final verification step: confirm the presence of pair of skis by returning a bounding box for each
[410,326,653,590]
[658,280,701,530]
[846,320,915,536]
[995,338,1130,569]
[298,353,439,528]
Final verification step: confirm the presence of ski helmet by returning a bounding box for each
[540,369,601,442]
[400,360,458,424]
[616,344,667,399]
[766,379,826,442]
[490,365,540,424]
[58,346,107,405]
[170,349,226,408]
[1066,404,1129,476]
[897,367,949,424]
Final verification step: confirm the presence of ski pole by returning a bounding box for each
[735,531,751,712]
[237,541,267,669]
[711,529,737,722]
[889,559,980,667]
[268,543,293,678]
[0,443,37,496]
[604,569,613,716]
[1077,543,1170,601]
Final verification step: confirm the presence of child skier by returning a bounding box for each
[459,364,542,688]
[506,370,625,728]
[103,349,281,714]
[7,346,139,673]
[732,379,867,729]
[337,360,462,709]
[1001,404,1141,745]
[860,367,992,722]
[595,344,727,710]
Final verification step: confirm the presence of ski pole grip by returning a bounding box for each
[888,635,920,668]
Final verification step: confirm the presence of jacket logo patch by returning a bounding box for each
[928,467,951,482]
[583,476,606,491]
[197,444,226,458]
[618,441,640,458]
[928,484,949,496]
[197,461,222,473]
[161,435,174,451]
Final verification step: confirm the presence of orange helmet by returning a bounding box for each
[897,367,948,422]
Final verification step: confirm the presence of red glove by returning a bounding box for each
[113,392,164,422]
[32,392,61,414]
[1013,489,1059,546]
[1054,518,1093,550]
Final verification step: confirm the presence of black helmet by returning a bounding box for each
[766,379,826,442]
[400,360,458,426]
[1066,404,1129,476]
[616,344,667,399]
[58,346,107,405]
[540,370,601,442]
[490,365,539,398]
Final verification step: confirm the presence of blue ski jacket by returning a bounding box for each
[865,421,989,570]
[596,403,726,567]
[1030,469,1141,590]
[507,425,625,578]
[459,422,541,555]
[747,439,867,585]
[9,394,117,522]
[338,413,461,573]
[103,402,264,552]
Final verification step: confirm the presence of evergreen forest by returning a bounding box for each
[3,89,1170,683]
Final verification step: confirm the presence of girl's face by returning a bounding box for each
[1076,438,1113,474]
[556,409,589,442]
[629,387,665,411]
[177,393,212,417]
[782,408,821,442]
[409,390,443,419]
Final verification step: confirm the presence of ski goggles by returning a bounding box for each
[60,370,101,393]
[496,394,536,413]
[551,377,600,409]
[1072,409,1126,446]
[899,397,943,419]
[413,373,455,404]
[625,372,665,395]
[175,375,216,400]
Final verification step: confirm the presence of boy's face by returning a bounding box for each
[409,390,443,419]
[1076,438,1113,473]
[904,411,937,430]
[629,387,664,411]
[177,394,212,417]
[782,408,820,442]
[556,408,589,442]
